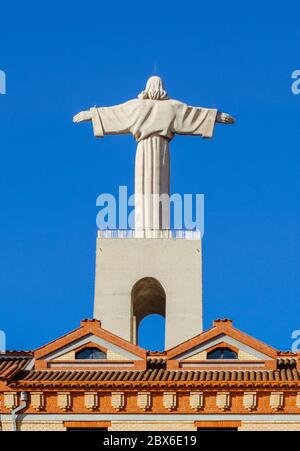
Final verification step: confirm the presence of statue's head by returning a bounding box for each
[138,76,169,100]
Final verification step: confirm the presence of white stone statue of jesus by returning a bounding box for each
[73,76,234,231]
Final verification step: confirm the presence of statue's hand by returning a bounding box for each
[216,112,235,124]
[73,110,92,123]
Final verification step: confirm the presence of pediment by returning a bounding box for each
[43,335,142,362]
[167,319,278,364]
[34,319,146,370]
[176,334,272,361]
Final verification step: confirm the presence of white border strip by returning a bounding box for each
[97,230,201,240]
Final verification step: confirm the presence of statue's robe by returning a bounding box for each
[90,99,217,231]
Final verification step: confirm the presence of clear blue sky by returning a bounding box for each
[0,1,300,352]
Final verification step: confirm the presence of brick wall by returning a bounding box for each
[1,421,66,431]
[2,419,300,431]
[239,421,300,431]
[109,421,196,431]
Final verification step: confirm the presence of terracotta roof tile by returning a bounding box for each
[277,358,297,369]
[147,357,166,370]
[0,357,32,380]
[8,368,300,386]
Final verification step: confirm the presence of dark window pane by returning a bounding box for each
[207,347,237,360]
[75,348,106,360]
[222,348,237,359]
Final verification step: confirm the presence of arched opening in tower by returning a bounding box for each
[131,277,166,349]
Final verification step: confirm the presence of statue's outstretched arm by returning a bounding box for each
[73,110,92,123]
[216,111,235,124]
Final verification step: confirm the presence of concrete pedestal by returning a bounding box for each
[93,231,203,349]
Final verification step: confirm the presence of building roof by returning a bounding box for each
[166,319,279,360]
[8,367,300,389]
[0,356,32,380]
[1,319,299,390]
[34,319,146,361]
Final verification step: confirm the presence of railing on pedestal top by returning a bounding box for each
[97,230,201,240]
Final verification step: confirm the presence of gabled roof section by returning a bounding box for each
[166,319,279,361]
[34,319,147,362]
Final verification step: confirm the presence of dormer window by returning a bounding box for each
[75,347,106,360]
[207,347,237,360]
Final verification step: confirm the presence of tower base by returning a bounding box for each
[93,231,203,349]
